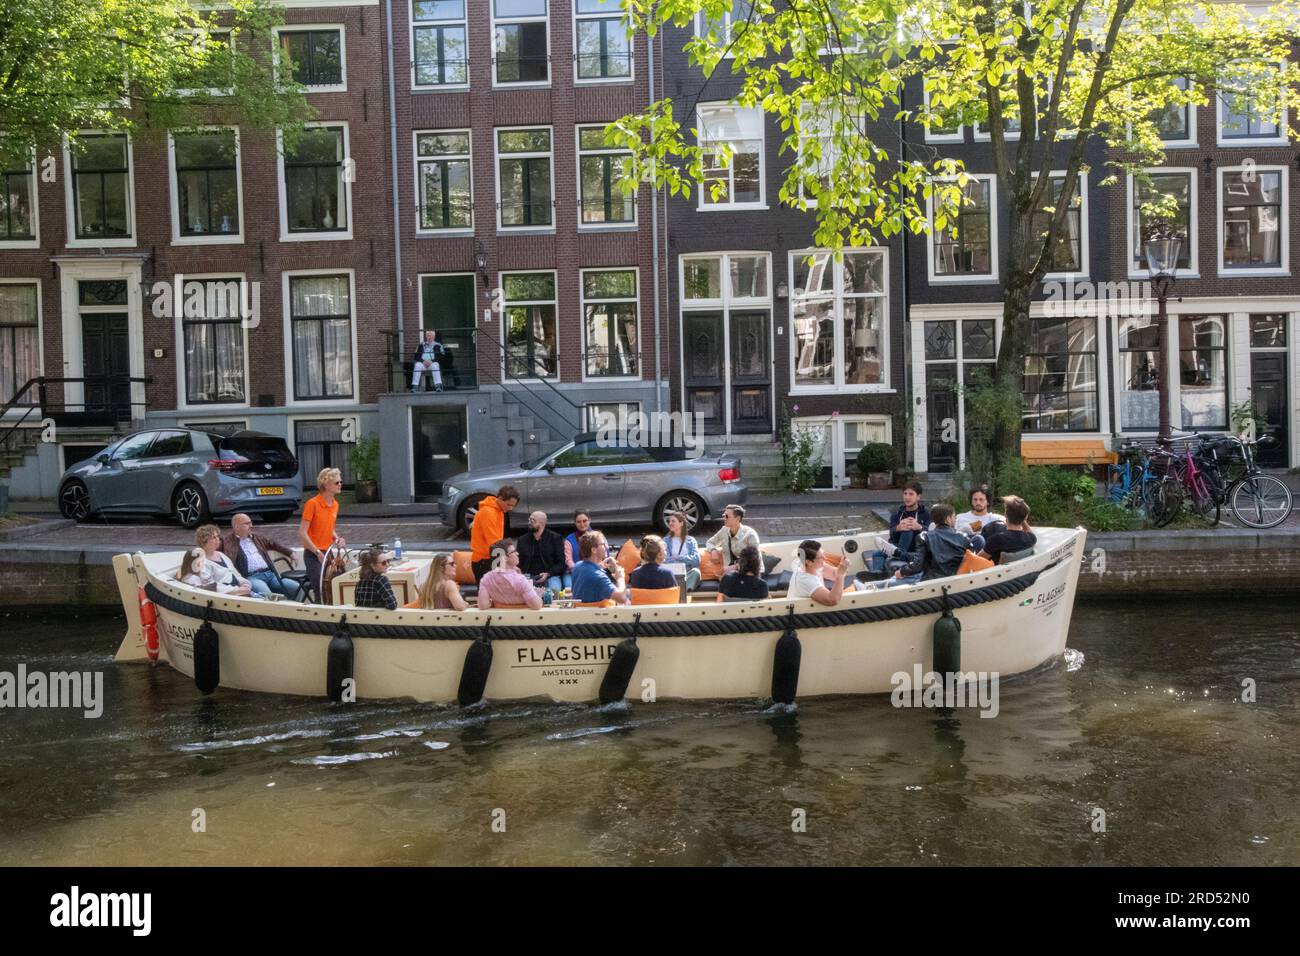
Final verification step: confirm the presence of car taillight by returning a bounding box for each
[719,467,740,482]
[208,459,242,472]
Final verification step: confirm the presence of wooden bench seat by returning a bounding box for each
[1021,438,1117,466]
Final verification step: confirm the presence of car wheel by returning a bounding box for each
[59,480,91,521]
[655,491,705,533]
[173,482,210,529]
[458,493,487,536]
[262,510,294,524]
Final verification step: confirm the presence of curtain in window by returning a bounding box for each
[291,276,352,398]
[0,284,39,402]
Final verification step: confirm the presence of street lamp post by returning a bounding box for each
[1144,236,1182,447]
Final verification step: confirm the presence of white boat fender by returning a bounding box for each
[771,606,801,705]
[193,601,220,695]
[933,586,961,677]
[457,617,493,706]
[326,615,354,703]
[598,612,641,705]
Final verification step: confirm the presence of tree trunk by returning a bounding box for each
[989,216,1037,481]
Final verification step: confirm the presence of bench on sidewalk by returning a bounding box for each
[1021,438,1117,467]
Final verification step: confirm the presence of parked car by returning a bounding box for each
[437,433,747,535]
[57,428,302,528]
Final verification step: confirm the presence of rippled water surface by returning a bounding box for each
[1,599,1297,866]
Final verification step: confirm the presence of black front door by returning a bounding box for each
[81,313,130,420]
[1250,353,1289,467]
[683,311,724,435]
[413,408,468,499]
[730,310,771,433]
[926,364,959,472]
[421,275,477,389]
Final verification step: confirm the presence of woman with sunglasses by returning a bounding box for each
[299,467,348,601]
[354,548,397,610]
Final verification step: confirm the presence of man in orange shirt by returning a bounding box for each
[299,467,347,600]
[469,485,519,582]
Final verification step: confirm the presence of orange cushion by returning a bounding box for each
[630,587,679,606]
[822,552,842,567]
[491,602,528,609]
[402,599,421,609]
[616,539,640,576]
[575,599,616,608]
[699,550,725,581]
[957,550,995,575]
[453,551,474,585]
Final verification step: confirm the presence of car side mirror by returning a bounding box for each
[96,454,111,465]
[544,460,557,473]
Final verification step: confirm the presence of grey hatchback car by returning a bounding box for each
[437,432,747,534]
[57,428,302,528]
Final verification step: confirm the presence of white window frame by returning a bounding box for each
[494,125,555,233]
[922,78,964,144]
[499,269,560,382]
[575,124,636,229]
[696,102,767,211]
[1152,76,1197,148]
[410,1,470,92]
[276,121,354,243]
[491,0,550,89]
[579,266,640,382]
[572,0,634,85]
[0,147,39,249]
[1126,167,1198,280]
[583,400,641,431]
[788,246,892,395]
[0,278,44,405]
[168,127,245,246]
[414,129,474,235]
[179,418,250,434]
[795,101,863,207]
[172,273,253,412]
[693,1,753,58]
[1216,165,1289,277]
[281,268,360,407]
[926,174,999,284]
[1216,61,1289,148]
[63,131,136,249]
[791,413,892,489]
[272,24,347,94]
[175,28,235,98]
[1037,170,1089,281]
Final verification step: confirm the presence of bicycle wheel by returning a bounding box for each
[1142,476,1182,527]
[1229,474,1293,529]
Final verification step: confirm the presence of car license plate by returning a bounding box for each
[256,487,284,496]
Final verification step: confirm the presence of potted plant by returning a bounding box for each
[856,442,898,490]
[349,435,380,504]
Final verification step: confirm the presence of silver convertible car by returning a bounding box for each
[57,428,302,528]
[437,433,747,534]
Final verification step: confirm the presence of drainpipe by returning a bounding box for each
[384,0,405,359]
[898,108,912,471]
[649,30,663,414]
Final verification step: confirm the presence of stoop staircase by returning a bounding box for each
[0,427,41,483]
[482,386,573,462]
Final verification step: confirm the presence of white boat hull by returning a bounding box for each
[112,528,1086,704]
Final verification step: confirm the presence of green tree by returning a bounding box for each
[0,0,311,167]
[612,0,1299,469]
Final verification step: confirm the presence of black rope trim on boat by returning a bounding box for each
[144,562,1053,641]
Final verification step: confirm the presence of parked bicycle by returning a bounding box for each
[1105,443,1181,527]
[1162,432,1292,529]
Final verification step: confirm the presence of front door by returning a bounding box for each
[926,365,959,473]
[412,408,468,499]
[421,275,477,389]
[1250,353,1289,467]
[683,312,725,435]
[730,311,771,433]
[81,313,130,419]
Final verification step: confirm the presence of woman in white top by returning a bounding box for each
[194,524,254,596]
[663,510,702,591]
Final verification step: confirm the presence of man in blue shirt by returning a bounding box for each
[888,480,931,554]
[570,531,627,604]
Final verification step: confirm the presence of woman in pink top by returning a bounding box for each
[476,539,543,610]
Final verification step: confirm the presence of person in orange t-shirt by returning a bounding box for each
[469,485,520,582]
[299,467,347,599]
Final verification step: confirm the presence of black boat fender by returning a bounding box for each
[771,606,801,705]
[457,617,493,706]
[598,612,641,705]
[933,586,961,677]
[193,601,220,695]
[326,615,354,703]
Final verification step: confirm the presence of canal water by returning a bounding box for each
[0,598,1296,866]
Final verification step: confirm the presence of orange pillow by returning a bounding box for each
[630,587,680,606]
[822,552,842,568]
[616,539,641,576]
[957,550,995,575]
[453,551,474,585]
[575,599,616,608]
[699,549,725,581]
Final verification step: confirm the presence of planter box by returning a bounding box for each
[867,472,892,490]
[353,480,379,504]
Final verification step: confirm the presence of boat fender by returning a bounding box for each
[138,587,159,663]
[771,606,802,705]
[933,586,962,677]
[326,615,354,703]
[598,612,641,705]
[457,617,493,706]
[193,601,220,695]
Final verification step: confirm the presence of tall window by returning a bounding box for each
[494,0,549,85]
[0,284,39,402]
[0,154,35,241]
[1022,317,1099,432]
[582,269,638,377]
[575,0,631,80]
[1150,76,1194,144]
[283,126,348,234]
[173,129,240,238]
[697,1,753,46]
[176,30,233,94]
[412,1,468,87]
[1180,315,1227,429]
[791,249,887,390]
[183,279,246,405]
[278,29,344,89]
[1131,172,1193,272]
[1032,174,1084,274]
[497,128,553,228]
[502,273,557,378]
[1219,63,1284,142]
[797,103,862,201]
[70,134,131,240]
[922,77,964,142]
[1250,313,1287,349]
[295,420,354,487]
[932,177,993,278]
[1221,169,1283,270]
[290,274,353,400]
[416,131,472,230]
[698,105,764,208]
[1117,315,1161,431]
[578,126,634,225]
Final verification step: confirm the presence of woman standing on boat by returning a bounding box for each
[409,554,469,610]
[663,511,701,591]
[299,468,347,601]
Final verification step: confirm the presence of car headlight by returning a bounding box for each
[444,485,460,499]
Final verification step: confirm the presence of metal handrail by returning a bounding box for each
[0,375,152,455]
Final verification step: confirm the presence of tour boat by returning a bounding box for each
[110,527,1086,705]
